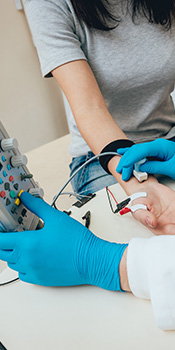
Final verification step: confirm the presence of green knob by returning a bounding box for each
[10,190,16,199]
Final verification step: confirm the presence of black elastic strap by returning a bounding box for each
[99,139,135,174]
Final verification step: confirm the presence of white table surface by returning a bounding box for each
[1,136,175,350]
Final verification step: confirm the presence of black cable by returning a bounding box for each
[105,187,115,213]
[51,151,120,208]
[0,277,19,286]
[0,341,8,350]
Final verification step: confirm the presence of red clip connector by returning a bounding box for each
[119,207,131,216]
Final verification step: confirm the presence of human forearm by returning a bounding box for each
[75,104,160,211]
[71,80,162,232]
[52,60,127,153]
[52,60,158,191]
[74,103,127,154]
[108,155,158,196]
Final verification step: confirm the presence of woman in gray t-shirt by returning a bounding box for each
[24,0,175,235]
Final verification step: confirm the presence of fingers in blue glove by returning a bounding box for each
[18,272,27,282]
[0,230,30,264]
[140,158,175,180]
[0,232,16,263]
[120,166,134,181]
[0,250,15,263]
[117,139,175,175]
[117,144,148,173]
[8,262,26,275]
[0,232,16,250]
[117,147,130,156]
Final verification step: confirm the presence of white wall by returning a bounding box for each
[0,0,68,153]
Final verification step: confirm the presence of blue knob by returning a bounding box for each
[3,171,7,177]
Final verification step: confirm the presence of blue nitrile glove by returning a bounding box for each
[0,192,127,289]
[116,139,175,181]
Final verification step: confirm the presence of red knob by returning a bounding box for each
[9,176,14,182]
[0,191,6,198]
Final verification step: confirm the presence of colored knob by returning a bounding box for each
[29,187,44,198]
[15,198,20,206]
[18,217,23,225]
[0,191,6,198]
[21,208,27,217]
[9,175,14,182]
[21,173,33,181]
[10,190,16,199]
[4,182,10,190]
[1,138,18,151]
[10,155,27,168]
[11,206,17,214]
[13,183,19,190]
[6,198,11,206]
[1,156,6,162]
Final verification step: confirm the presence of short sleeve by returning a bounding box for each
[23,0,87,77]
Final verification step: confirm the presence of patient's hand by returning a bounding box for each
[131,181,175,235]
[108,155,175,235]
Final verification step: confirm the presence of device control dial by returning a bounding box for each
[29,187,44,198]
[1,138,18,151]
[10,155,28,168]
[0,191,6,198]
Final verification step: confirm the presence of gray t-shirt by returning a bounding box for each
[24,0,175,157]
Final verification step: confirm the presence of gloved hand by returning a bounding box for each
[116,139,175,181]
[0,192,127,289]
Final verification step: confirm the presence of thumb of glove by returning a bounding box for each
[20,191,55,222]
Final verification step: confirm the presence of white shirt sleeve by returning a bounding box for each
[127,236,175,330]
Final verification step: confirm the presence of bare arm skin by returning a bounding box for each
[52,60,127,152]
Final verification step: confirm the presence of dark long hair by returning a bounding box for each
[71,0,175,30]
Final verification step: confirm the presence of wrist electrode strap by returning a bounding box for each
[99,139,135,174]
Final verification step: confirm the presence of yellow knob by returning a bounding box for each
[18,190,24,197]
[15,198,21,206]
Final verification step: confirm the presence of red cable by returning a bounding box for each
[106,187,131,216]
[106,187,118,204]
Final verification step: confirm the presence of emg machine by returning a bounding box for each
[0,121,44,232]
